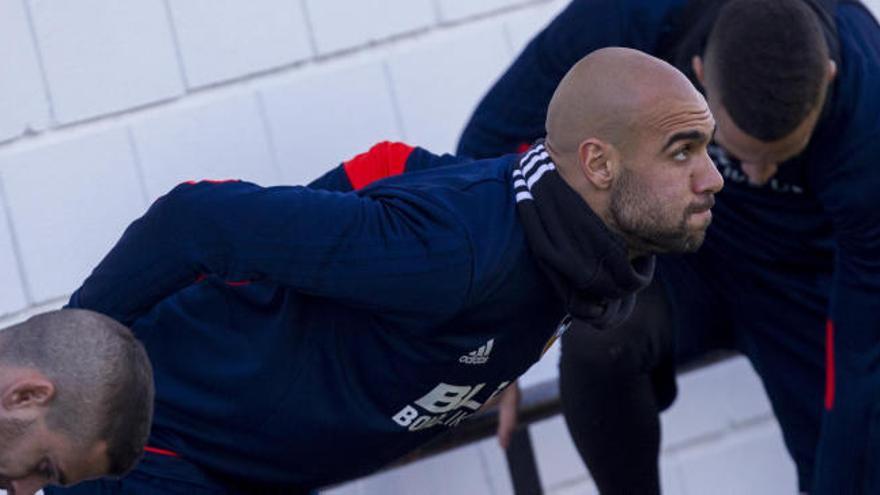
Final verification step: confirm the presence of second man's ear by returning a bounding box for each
[577,139,615,190]
[1,376,56,411]
[692,55,705,86]
[826,59,837,82]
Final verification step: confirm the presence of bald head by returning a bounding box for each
[539,47,721,259]
[546,47,706,162]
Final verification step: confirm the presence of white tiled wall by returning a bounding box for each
[0,129,146,303]
[0,0,49,142]
[258,60,403,184]
[2,0,877,493]
[131,93,280,200]
[435,0,527,23]
[167,0,313,88]
[304,0,435,55]
[385,22,513,153]
[0,196,27,314]
[28,0,184,123]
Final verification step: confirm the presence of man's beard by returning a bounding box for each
[0,416,35,480]
[0,416,32,444]
[609,167,712,255]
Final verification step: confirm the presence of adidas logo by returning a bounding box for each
[459,339,494,365]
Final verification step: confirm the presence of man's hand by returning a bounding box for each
[496,382,521,449]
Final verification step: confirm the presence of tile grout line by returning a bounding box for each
[125,127,152,208]
[298,0,320,58]
[21,0,58,126]
[0,0,551,154]
[381,61,409,142]
[0,175,35,307]
[161,0,192,90]
[253,92,285,184]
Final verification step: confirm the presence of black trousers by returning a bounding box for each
[559,279,674,495]
[559,245,834,493]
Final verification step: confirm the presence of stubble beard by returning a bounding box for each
[0,416,35,476]
[0,416,31,444]
[609,168,708,256]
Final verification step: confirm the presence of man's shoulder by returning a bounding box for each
[623,0,688,14]
[393,149,519,191]
[569,0,690,33]
[818,2,880,152]
[836,1,880,71]
[573,0,685,15]
[836,1,880,61]
[621,0,693,26]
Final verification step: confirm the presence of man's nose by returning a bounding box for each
[9,476,47,495]
[695,151,724,194]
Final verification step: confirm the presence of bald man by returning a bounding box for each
[6,47,719,495]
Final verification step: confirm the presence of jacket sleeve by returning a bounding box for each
[811,136,880,493]
[309,141,472,192]
[68,179,473,327]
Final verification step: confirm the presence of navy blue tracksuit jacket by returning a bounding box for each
[67,143,566,492]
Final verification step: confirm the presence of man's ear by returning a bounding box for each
[827,59,837,82]
[692,55,705,87]
[1,377,55,411]
[577,138,615,190]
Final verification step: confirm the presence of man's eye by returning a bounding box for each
[673,147,691,161]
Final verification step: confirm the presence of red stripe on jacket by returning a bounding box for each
[825,319,835,410]
[145,446,180,457]
[343,141,415,190]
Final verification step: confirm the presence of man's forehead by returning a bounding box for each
[649,115,715,151]
[642,95,713,131]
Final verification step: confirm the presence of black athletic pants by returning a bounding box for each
[559,279,675,495]
[559,244,833,493]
